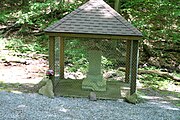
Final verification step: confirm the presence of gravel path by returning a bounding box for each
[0,91,179,120]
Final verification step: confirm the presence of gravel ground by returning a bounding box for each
[0,91,179,120]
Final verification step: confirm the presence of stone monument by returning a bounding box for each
[82,50,106,91]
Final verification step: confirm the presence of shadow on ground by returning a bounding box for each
[1,81,179,107]
[0,82,39,93]
[138,88,180,106]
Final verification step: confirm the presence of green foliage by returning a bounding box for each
[67,57,88,73]
[102,56,114,69]
[0,11,10,23]
[139,66,157,70]
[64,39,118,73]
[10,0,84,29]
[139,73,173,90]
[5,37,48,54]
[0,0,84,33]
[64,39,88,73]
[122,0,180,43]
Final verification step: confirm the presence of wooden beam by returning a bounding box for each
[59,37,65,79]
[45,32,142,40]
[49,36,55,72]
[125,40,131,83]
[49,36,55,89]
[130,40,139,95]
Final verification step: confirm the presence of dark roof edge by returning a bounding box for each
[45,32,143,40]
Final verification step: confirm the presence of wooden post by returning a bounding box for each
[49,36,55,87]
[49,36,55,72]
[125,40,131,83]
[130,40,139,95]
[59,37,64,79]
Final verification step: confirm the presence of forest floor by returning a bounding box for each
[0,50,47,92]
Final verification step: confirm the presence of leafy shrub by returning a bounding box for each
[5,37,48,54]
[122,0,180,43]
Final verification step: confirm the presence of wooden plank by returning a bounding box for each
[130,40,139,95]
[45,32,142,40]
[49,36,55,72]
[125,40,131,83]
[59,37,65,79]
[49,36,55,91]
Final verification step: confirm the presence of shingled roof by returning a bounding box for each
[45,0,142,37]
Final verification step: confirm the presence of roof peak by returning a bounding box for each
[45,0,142,37]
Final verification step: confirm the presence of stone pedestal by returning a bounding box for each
[82,50,106,91]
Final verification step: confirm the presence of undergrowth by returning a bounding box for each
[4,35,48,54]
[139,74,173,90]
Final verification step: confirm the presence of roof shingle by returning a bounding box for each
[45,0,142,37]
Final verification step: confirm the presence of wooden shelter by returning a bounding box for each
[44,0,143,95]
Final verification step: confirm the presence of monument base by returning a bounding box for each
[82,74,106,92]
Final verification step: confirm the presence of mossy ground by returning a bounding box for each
[55,79,129,100]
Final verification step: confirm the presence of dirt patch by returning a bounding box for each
[0,58,48,84]
[0,49,49,92]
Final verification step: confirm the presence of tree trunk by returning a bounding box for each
[114,0,120,12]
[21,0,29,11]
